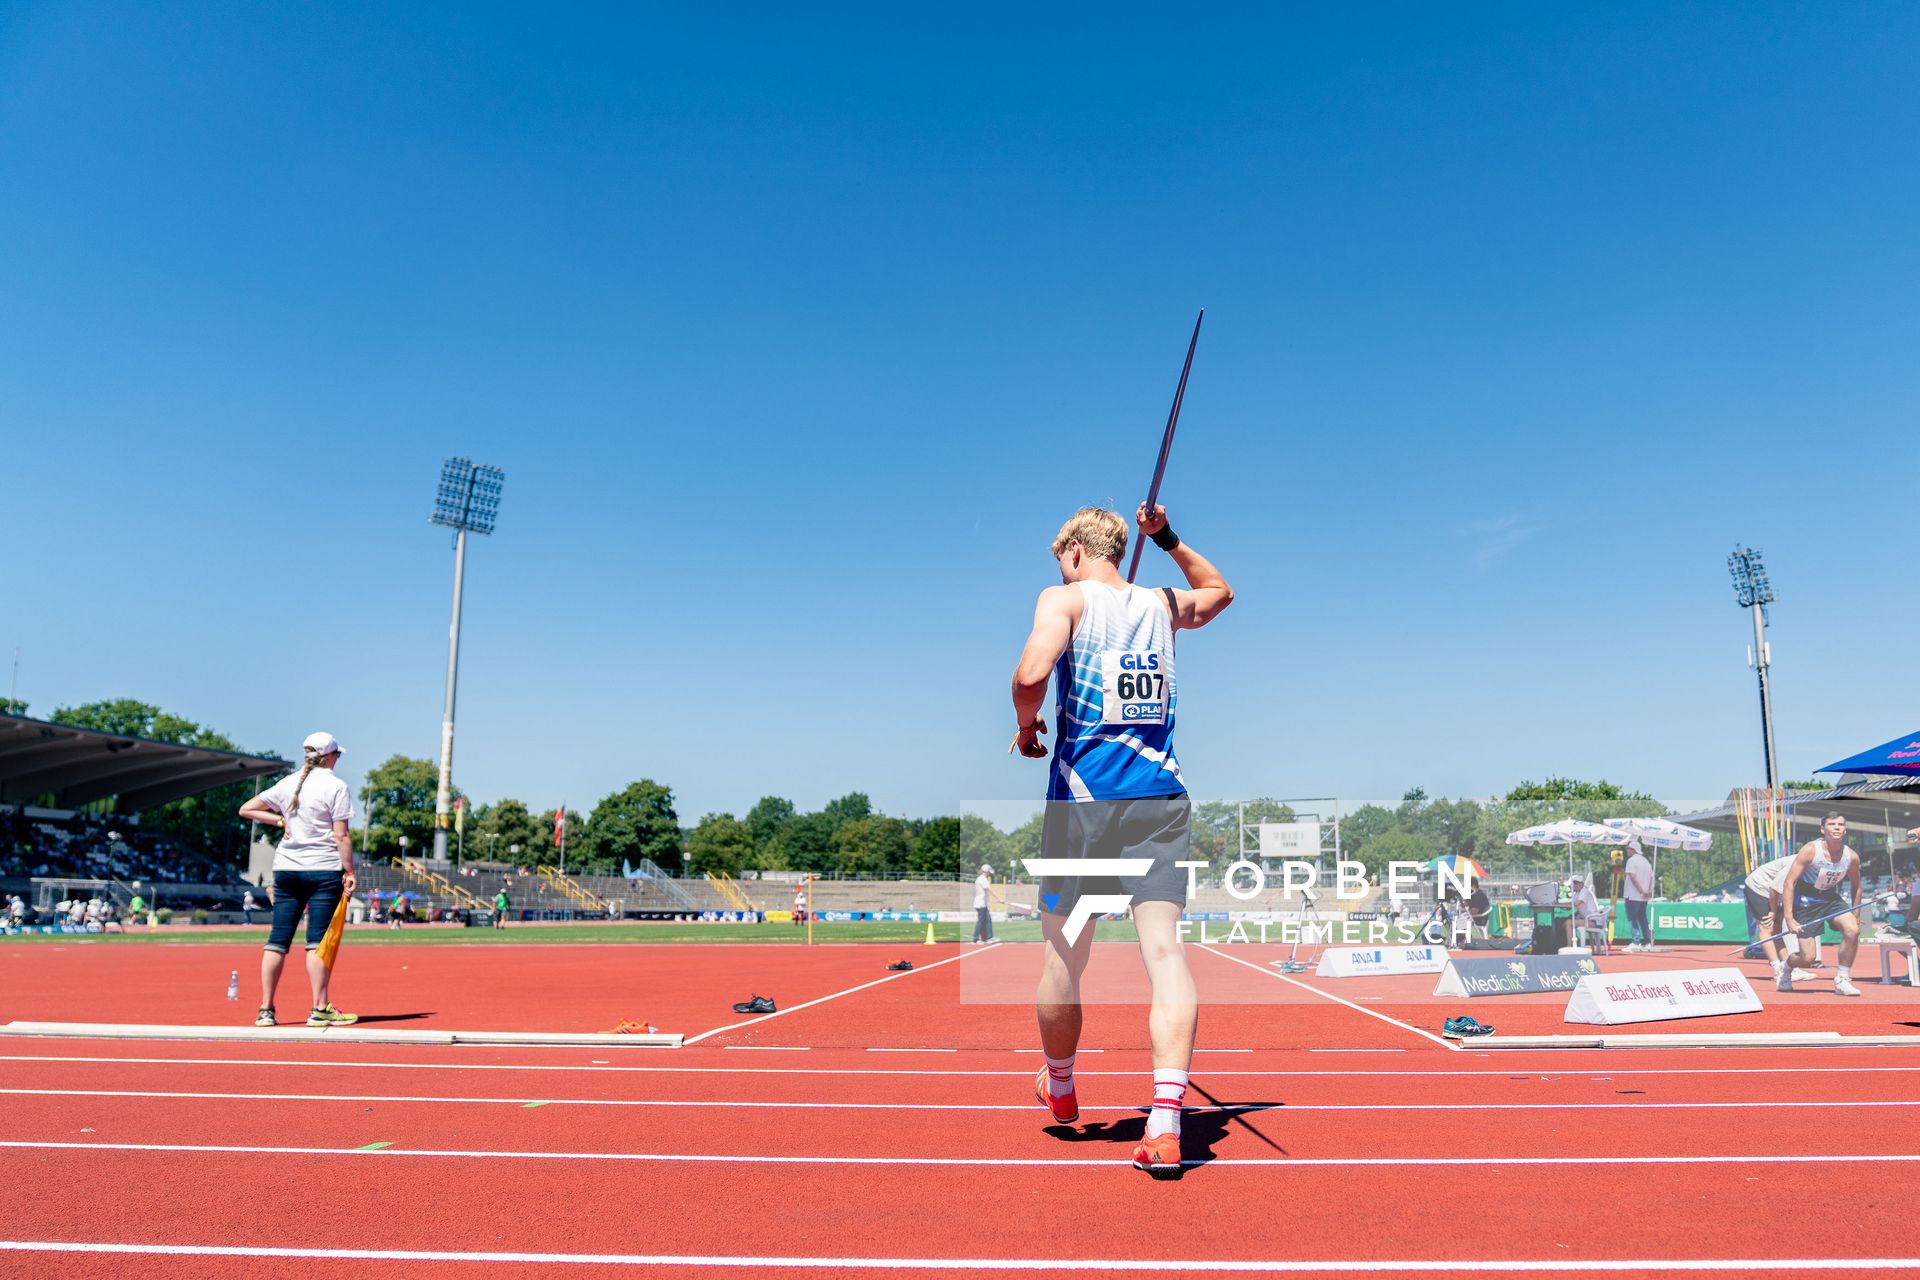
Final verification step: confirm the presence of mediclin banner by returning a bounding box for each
[1433,954,1600,998]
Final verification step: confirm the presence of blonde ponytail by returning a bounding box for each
[286,747,323,821]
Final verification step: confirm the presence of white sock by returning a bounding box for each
[1771,958,1785,975]
[1837,966,1851,981]
[1145,1068,1188,1139]
[1044,1052,1075,1098]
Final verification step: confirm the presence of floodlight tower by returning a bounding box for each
[1727,546,1779,791]
[429,457,505,864]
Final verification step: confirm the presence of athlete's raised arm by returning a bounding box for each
[1136,504,1232,630]
[1009,585,1077,758]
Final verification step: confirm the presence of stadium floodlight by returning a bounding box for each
[429,457,506,864]
[1727,546,1780,792]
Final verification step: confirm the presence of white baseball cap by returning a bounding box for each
[980,863,994,873]
[303,731,343,758]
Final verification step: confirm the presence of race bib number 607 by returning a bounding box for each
[1100,650,1171,725]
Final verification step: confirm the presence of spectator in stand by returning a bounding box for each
[1622,839,1655,951]
[242,889,257,926]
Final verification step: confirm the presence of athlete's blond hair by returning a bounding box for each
[1051,507,1127,565]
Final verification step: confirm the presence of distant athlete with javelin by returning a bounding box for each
[1010,502,1233,1176]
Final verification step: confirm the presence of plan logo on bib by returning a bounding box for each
[1022,857,1154,944]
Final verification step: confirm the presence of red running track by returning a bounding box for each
[4,938,1920,1278]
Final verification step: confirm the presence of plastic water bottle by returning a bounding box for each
[226,970,239,1001]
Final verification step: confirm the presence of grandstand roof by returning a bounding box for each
[0,713,289,811]
[1672,775,1920,849]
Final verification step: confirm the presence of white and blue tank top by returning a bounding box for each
[1047,580,1185,803]
[1797,843,1856,894]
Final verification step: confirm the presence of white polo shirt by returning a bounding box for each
[259,767,354,871]
[973,873,991,909]
[1744,854,1796,898]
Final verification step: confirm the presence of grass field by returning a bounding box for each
[0,919,1127,944]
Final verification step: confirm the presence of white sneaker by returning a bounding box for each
[1776,969,1793,992]
[1834,975,1861,997]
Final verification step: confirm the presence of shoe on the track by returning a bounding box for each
[1442,1016,1494,1038]
[1034,1066,1078,1124]
[254,1008,276,1028]
[307,1004,358,1027]
[1834,975,1862,997]
[1131,1131,1184,1178]
[732,995,777,1014]
[1776,969,1794,992]
[887,960,914,971]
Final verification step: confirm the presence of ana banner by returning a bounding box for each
[1433,954,1600,998]
[1315,944,1450,978]
[1563,967,1762,1026]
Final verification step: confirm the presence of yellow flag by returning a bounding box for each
[315,893,350,970]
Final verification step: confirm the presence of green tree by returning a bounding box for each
[832,815,914,877]
[538,808,590,867]
[1339,804,1400,862]
[909,816,961,876]
[1003,811,1046,869]
[822,792,873,833]
[959,814,1010,871]
[0,698,26,716]
[360,755,439,858]
[765,811,835,873]
[686,813,755,877]
[1352,830,1436,880]
[471,798,544,864]
[745,796,795,852]
[583,780,678,873]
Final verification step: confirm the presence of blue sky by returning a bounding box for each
[3,4,1916,826]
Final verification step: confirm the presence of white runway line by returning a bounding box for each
[8,1139,1920,1169]
[13,1086,1920,1114]
[3,1242,1919,1272]
[1197,946,1459,1050]
[11,1052,1920,1079]
[681,946,987,1045]
[722,1046,810,1051]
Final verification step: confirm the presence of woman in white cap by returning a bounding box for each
[237,732,358,1027]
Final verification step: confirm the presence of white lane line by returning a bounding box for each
[13,1086,1920,1114]
[12,1053,1920,1079]
[681,947,985,1045]
[2,1242,1919,1272]
[7,1139,1920,1168]
[1310,1049,1406,1054]
[1197,945,1459,1050]
[867,1048,958,1053]
[723,1047,810,1052]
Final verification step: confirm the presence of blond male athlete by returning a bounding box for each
[1010,502,1232,1176]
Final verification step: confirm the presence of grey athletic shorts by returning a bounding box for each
[1037,793,1192,916]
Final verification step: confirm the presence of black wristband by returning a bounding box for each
[1150,524,1180,551]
